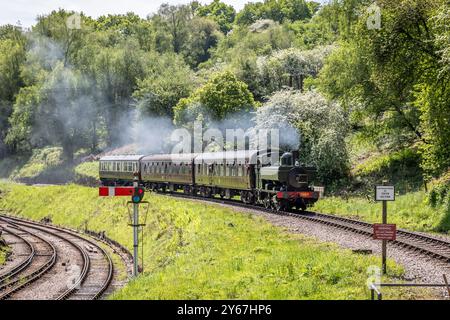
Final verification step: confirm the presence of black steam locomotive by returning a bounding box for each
[99,150,319,212]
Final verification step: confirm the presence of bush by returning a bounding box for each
[254,90,350,184]
[352,148,423,194]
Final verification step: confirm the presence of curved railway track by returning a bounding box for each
[166,192,450,264]
[0,215,114,300]
[0,221,57,299]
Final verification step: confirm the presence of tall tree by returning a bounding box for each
[174,71,257,125]
[153,4,194,54]
[196,0,236,34]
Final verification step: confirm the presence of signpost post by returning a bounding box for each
[374,181,395,275]
[132,176,139,277]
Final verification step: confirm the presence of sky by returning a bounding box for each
[0,0,331,28]
[0,0,259,28]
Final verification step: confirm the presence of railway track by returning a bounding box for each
[0,215,114,300]
[0,221,57,299]
[166,192,450,264]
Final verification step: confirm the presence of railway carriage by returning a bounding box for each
[140,153,196,193]
[194,150,257,198]
[99,155,144,186]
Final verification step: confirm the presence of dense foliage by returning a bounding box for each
[0,0,448,186]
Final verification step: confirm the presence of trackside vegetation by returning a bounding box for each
[0,239,7,265]
[312,191,450,235]
[0,182,435,300]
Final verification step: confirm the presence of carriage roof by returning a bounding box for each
[141,153,197,162]
[194,150,258,164]
[99,155,144,161]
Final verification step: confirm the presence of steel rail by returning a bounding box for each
[0,226,35,284]
[164,191,450,263]
[0,215,114,300]
[0,219,58,300]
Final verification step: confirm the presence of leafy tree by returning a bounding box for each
[174,71,257,125]
[213,20,295,69]
[183,17,222,68]
[5,86,41,154]
[413,3,450,177]
[196,0,236,34]
[7,64,98,162]
[90,41,147,146]
[33,9,93,67]
[152,4,194,54]
[235,0,312,26]
[0,30,26,156]
[254,89,350,183]
[260,46,333,92]
[134,53,195,118]
[95,13,154,51]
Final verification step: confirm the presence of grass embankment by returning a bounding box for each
[0,147,98,184]
[0,182,429,299]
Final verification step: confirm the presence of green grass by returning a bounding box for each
[11,147,63,180]
[0,237,8,265]
[0,182,434,300]
[74,161,99,180]
[313,191,449,234]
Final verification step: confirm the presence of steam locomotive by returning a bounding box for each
[99,150,319,211]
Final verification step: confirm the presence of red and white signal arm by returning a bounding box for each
[99,186,134,197]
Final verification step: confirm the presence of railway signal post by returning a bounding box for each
[99,173,148,278]
[131,173,143,277]
[374,181,396,275]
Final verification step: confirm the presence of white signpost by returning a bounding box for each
[375,185,395,201]
[374,183,395,275]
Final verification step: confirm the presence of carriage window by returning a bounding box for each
[238,165,243,177]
